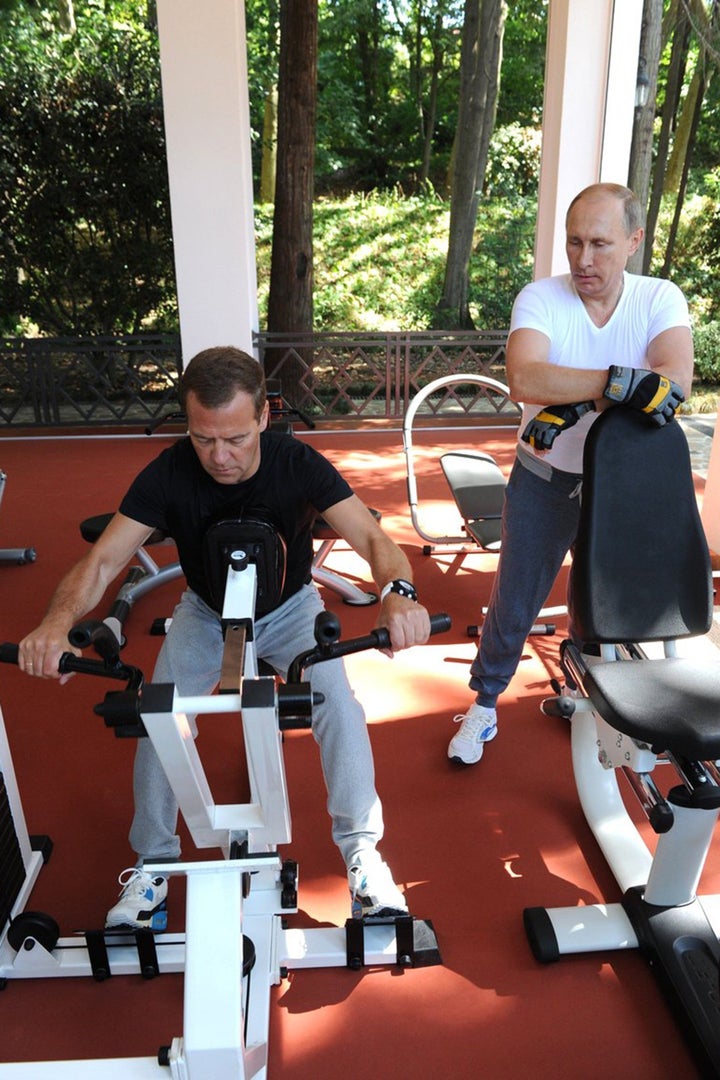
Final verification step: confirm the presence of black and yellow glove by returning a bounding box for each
[604,366,684,426]
[521,401,596,452]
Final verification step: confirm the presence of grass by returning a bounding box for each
[254,191,719,412]
[254,191,535,332]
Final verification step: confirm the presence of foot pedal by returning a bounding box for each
[135,928,160,979]
[344,916,442,970]
[85,929,111,981]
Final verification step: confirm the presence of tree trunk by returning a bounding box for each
[661,0,719,274]
[260,85,278,204]
[57,0,76,34]
[266,0,317,400]
[419,10,444,186]
[642,5,690,273]
[661,62,706,277]
[627,0,663,274]
[436,0,507,329]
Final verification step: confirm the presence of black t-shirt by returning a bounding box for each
[119,431,353,611]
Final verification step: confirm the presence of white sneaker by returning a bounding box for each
[347,852,408,919]
[448,703,497,765]
[105,867,168,930]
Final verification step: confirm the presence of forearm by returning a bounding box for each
[365,532,414,592]
[40,554,114,633]
[507,360,609,407]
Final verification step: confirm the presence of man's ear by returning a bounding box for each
[628,226,645,257]
[259,401,270,430]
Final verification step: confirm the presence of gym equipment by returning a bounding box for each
[0,521,449,1077]
[403,373,519,555]
[403,374,558,637]
[80,381,379,640]
[0,469,36,565]
[522,407,720,1077]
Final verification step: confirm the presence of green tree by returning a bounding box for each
[0,2,175,335]
[436,0,507,328]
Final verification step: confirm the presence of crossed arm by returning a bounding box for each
[507,325,693,450]
[506,324,694,406]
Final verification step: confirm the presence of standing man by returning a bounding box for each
[449,182,693,765]
[19,347,431,925]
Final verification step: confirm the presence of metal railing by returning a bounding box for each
[0,330,520,428]
[0,335,182,427]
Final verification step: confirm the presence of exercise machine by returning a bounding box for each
[0,517,448,1077]
[79,381,378,642]
[0,469,36,565]
[403,373,559,636]
[522,407,720,1077]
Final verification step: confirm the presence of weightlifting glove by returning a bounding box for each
[603,366,684,426]
[521,401,596,452]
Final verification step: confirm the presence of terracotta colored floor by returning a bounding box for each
[0,425,712,1077]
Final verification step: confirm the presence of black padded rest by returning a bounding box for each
[584,657,720,759]
[570,408,718,758]
[80,512,167,546]
[570,409,712,644]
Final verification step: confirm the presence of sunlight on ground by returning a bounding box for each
[343,642,476,724]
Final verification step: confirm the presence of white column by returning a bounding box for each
[535,0,644,278]
[156,0,258,366]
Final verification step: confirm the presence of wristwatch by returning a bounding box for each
[380,578,418,602]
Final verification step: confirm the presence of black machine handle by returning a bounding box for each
[286,611,452,684]
[0,621,144,692]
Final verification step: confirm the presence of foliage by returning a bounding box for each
[650,168,720,323]
[693,321,720,384]
[4,0,720,339]
[495,0,548,127]
[484,123,542,200]
[0,1,176,335]
[255,185,536,332]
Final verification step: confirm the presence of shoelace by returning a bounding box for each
[116,867,151,897]
[452,712,494,739]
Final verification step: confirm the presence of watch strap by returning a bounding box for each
[380,578,418,602]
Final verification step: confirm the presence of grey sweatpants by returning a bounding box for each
[129,583,383,868]
[470,450,583,707]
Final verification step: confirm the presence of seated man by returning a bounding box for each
[19,346,431,926]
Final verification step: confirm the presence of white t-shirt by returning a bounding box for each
[509,271,691,473]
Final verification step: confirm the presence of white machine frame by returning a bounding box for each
[0,551,438,1078]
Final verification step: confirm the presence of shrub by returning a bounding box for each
[693,320,720,383]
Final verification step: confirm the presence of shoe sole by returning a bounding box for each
[105,903,168,932]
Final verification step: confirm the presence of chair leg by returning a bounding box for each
[311,540,378,606]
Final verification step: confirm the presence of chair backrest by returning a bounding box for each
[569,408,712,644]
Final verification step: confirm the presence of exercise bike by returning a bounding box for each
[522,407,720,1077]
[0,516,449,1078]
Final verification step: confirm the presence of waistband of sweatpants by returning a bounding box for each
[516,442,583,485]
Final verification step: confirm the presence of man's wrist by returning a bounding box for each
[380,578,418,602]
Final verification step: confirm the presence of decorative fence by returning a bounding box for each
[0,330,521,429]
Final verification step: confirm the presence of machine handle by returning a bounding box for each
[287,612,452,683]
[0,635,143,689]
